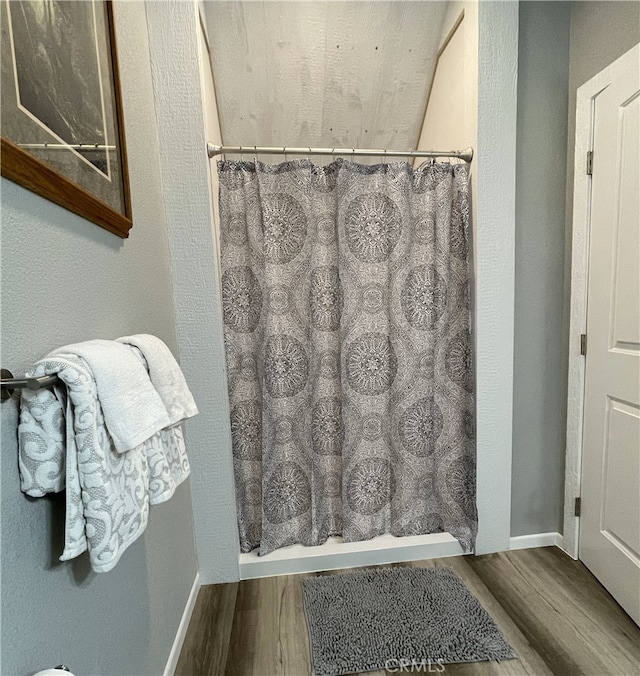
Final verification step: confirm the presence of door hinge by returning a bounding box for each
[580,333,587,356]
[586,150,593,175]
[574,497,581,517]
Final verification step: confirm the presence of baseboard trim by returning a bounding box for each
[239,533,465,580]
[509,532,561,551]
[236,532,562,580]
[163,572,201,676]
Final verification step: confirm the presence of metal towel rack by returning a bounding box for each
[1,369,60,402]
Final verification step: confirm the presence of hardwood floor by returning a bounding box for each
[175,547,640,676]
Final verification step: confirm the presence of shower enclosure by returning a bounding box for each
[219,156,476,566]
[151,3,515,580]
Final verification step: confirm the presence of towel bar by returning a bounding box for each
[1,369,60,401]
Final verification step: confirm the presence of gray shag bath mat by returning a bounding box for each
[302,566,516,676]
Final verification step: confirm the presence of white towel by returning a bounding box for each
[18,354,191,572]
[116,334,198,426]
[51,339,170,453]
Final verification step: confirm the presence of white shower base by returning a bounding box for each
[238,532,465,579]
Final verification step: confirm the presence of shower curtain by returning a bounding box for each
[219,158,476,556]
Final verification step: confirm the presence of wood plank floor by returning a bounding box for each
[175,547,640,676]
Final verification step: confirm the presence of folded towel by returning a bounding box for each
[51,339,170,453]
[116,334,198,426]
[18,353,191,572]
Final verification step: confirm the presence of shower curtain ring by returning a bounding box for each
[239,145,244,162]
[253,145,258,164]
[283,146,288,162]
[308,147,312,163]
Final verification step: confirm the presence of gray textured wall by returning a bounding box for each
[0,3,197,674]
[511,1,571,536]
[512,1,640,537]
[202,1,447,158]
[145,0,240,584]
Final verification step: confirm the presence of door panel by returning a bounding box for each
[579,54,640,625]
[601,399,640,558]
[611,93,640,349]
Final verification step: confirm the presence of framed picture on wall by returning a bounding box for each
[0,0,132,238]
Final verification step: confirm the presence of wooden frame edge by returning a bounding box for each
[0,0,132,239]
[1,137,131,237]
[106,0,132,229]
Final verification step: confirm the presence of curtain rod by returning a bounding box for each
[207,143,473,163]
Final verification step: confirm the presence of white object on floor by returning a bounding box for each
[117,334,198,426]
[52,339,170,452]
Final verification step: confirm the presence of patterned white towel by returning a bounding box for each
[18,352,191,572]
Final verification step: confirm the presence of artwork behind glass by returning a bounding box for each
[0,0,132,237]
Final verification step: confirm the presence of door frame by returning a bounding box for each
[562,44,640,559]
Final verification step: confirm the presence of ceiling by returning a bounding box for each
[202,1,448,155]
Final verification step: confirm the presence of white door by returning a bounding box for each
[579,48,640,625]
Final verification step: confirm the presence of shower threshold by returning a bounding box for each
[238,532,465,579]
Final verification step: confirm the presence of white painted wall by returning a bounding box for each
[416,1,477,156]
[417,16,465,151]
[197,4,223,255]
[146,0,240,584]
[203,1,447,162]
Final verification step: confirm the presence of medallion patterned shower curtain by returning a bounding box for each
[219,158,476,556]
